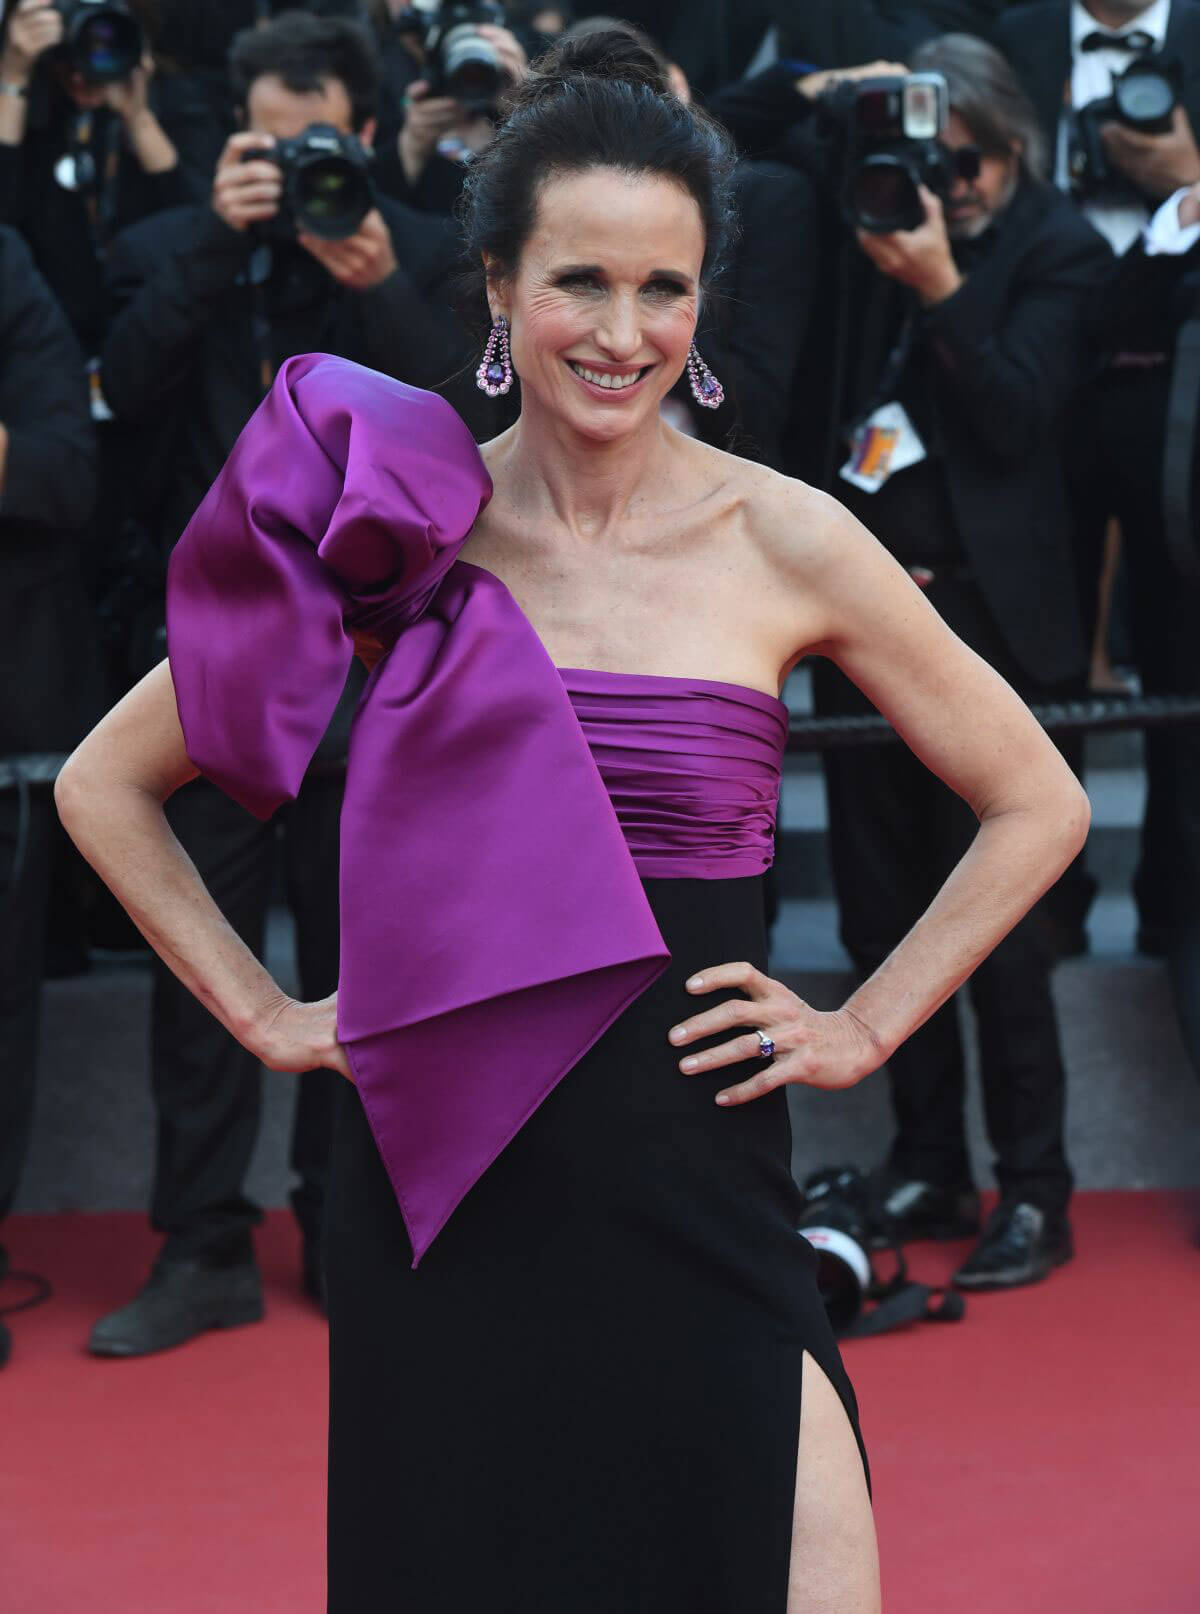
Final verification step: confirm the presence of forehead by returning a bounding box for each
[246,74,354,135]
[523,167,705,276]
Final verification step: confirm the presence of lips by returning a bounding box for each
[566,359,653,395]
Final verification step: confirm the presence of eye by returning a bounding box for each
[644,278,687,297]
[557,272,600,290]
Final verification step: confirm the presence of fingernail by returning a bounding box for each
[714,1093,730,1105]
[668,1026,686,1043]
[685,975,703,990]
[680,1056,698,1072]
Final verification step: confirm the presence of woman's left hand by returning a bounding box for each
[666,962,886,1106]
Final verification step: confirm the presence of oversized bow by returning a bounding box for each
[166,353,670,1265]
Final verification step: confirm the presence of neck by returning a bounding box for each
[1083,0,1156,27]
[495,394,676,540]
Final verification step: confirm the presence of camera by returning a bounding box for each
[53,0,143,86]
[393,0,508,111]
[242,124,375,241]
[796,1165,880,1334]
[1069,55,1181,199]
[819,71,959,234]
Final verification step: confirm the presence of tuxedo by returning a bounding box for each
[996,0,1200,178]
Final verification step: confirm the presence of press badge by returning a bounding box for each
[839,401,928,493]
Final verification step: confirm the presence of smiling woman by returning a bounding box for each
[54,20,1091,1614]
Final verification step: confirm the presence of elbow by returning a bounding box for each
[1063,777,1092,860]
[53,751,88,840]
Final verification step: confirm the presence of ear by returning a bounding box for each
[482,252,508,322]
[358,117,378,153]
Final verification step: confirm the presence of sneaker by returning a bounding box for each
[952,1200,1073,1291]
[867,1167,981,1247]
[88,1255,264,1357]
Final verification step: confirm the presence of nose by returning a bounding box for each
[593,292,643,362]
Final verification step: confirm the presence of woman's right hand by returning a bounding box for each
[251,991,355,1083]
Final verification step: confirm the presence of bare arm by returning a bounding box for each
[54,660,351,1080]
[668,487,1090,1104]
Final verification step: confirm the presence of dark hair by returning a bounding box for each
[459,28,737,297]
[910,33,1048,182]
[229,9,380,131]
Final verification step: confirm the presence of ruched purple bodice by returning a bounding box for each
[557,668,788,879]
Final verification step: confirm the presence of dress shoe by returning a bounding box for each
[88,1255,264,1357]
[866,1167,981,1247]
[952,1200,1073,1290]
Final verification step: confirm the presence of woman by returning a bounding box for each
[55,32,1090,1614]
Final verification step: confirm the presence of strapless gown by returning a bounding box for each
[323,669,871,1613]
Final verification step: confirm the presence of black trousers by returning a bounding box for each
[813,576,1075,1219]
[151,769,343,1265]
[1068,366,1200,1077]
[0,784,53,1226]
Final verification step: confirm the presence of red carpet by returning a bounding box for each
[2,1189,1198,1613]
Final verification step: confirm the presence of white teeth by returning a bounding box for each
[569,362,644,390]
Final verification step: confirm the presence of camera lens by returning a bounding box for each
[440,24,503,107]
[293,156,373,239]
[73,12,142,85]
[852,154,923,233]
[1114,67,1176,127]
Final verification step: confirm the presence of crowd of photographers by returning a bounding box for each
[3,0,1200,1363]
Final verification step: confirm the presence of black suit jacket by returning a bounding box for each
[996,0,1200,174]
[796,180,1111,686]
[0,226,100,752]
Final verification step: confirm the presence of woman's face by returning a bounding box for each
[489,166,706,444]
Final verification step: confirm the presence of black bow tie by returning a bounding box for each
[1079,27,1157,53]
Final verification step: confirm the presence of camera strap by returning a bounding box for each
[1162,280,1200,587]
[844,1240,965,1338]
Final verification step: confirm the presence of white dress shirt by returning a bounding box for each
[1055,0,1173,253]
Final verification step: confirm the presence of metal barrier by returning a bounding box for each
[785,692,1200,753]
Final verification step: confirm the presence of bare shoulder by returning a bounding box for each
[698,446,910,649]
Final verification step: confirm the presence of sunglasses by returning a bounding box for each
[939,142,984,183]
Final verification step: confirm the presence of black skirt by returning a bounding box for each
[325,875,870,1612]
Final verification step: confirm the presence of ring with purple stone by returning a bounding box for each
[754,1029,775,1061]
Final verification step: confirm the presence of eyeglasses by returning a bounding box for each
[939,142,984,183]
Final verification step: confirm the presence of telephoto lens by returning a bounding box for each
[54,0,143,86]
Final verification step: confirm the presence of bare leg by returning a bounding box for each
[787,1351,881,1614]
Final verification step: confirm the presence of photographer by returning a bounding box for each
[87,9,472,1358]
[371,0,528,212]
[996,0,1200,254]
[807,37,1111,1289]
[998,3,1200,961]
[0,0,201,354]
[0,223,98,1366]
[1055,178,1200,1081]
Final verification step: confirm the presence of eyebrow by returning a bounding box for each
[552,263,695,286]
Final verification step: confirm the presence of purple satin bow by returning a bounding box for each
[166,353,670,1265]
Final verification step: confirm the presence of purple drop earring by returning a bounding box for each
[476,314,514,397]
[686,341,724,409]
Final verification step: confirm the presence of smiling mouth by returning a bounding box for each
[566,360,654,393]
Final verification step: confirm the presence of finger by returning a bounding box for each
[667,995,756,1046]
[224,178,283,203]
[683,960,766,996]
[713,1065,783,1107]
[228,158,282,183]
[678,1030,773,1075]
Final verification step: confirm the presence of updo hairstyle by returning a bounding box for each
[458,27,739,305]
